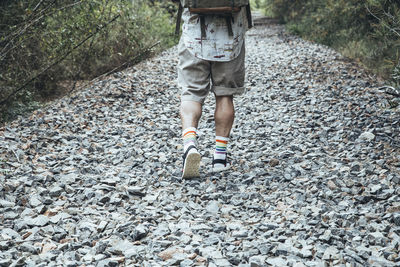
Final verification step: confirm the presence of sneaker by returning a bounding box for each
[182,145,201,179]
[212,156,230,173]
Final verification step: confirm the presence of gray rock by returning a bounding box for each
[266,257,288,266]
[109,238,135,255]
[124,246,146,259]
[0,259,12,267]
[49,185,63,197]
[320,230,332,242]
[97,221,108,232]
[3,211,19,220]
[132,224,148,241]
[25,215,49,227]
[275,243,291,256]
[29,196,42,207]
[180,259,194,267]
[322,247,340,260]
[20,243,39,254]
[214,258,231,266]
[49,212,71,224]
[1,228,21,240]
[370,184,382,194]
[205,235,220,245]
[299,247,313,258]
[127,186,146,197]
[232,230,247,238]
[359,132,375,141]
[393,213,400,226]
[0,200,15,208]
[64,261,78,267]
[206,201,220,214]
[249,255,266,267]
[10,257,26,267]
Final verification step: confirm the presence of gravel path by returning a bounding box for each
[1,19,400,267]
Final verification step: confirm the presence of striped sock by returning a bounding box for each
[214,136,229,161]
[182,127,197,152]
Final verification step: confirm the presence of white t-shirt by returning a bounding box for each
[181,7,248,62]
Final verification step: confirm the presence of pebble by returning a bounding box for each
[0,13,398,266]
[393,214,400,226]
[359,132,375,141]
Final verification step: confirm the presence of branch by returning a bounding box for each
[68,41,161,95]
[0,14,121,107]
[378,86,400,97]
[0,0,57,57]
[366,5,400,38]
[0,1,85,60]
[95,41,161,78]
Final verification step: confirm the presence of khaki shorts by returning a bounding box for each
[177,41,245,104]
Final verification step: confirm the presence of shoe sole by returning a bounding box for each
[213,164,231,173]
[182,152,201,179]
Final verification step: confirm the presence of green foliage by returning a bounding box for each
[0,0,178,124]
[263,0,400,83]
[250,0,262,9]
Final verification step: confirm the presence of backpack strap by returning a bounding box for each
[246,3,253,29]
[225,15,234,36]
[175,2,184,35]
[200,15,206,39]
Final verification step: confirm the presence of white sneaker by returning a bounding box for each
[182,145,201,179]
[212,156,230,173]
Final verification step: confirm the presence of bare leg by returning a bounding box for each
[215,96,234,137]
[180,100,202,129]
[180,100,202,178]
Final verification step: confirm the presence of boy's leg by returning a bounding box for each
[178,41,210,178]
[181,101,202,130]
[211,46,245,172]
[180,101,202,179]
[213,96,234,171]
[215,96,234,137]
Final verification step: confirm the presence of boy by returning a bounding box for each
[178,4,250,178]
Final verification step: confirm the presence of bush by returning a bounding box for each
[0,0,178,124]
[263,0,400,85]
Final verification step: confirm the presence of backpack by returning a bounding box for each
[175,0,252,38]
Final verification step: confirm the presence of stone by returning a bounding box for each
[249,255,266,267]
[49,186,63,197]
[25,215,50,227]
[1,228,20,240]
[214,258,231,266]
[29,196,42,207]
[232,230,247,238]
[158,247,184,261]
[359,132,375,141]
[266,257,288,266]
[49,212,71,224]
[206,201,220,214]
[322,247,340,260]
[132,224,148,241]
[180,259,194,267]
[327,180,337,190]
[370,184,382,194]
[269,159,280,167]
[0,259,12,267]
[394,213,400,226]
[97,221,108,232]
[109,239,135,255]
[0,200,15,208]
[127,186,146,197]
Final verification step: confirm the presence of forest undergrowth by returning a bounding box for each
[0,0,179,125]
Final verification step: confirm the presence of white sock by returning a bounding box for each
[214,136,229,161]
[182,127,197,153]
